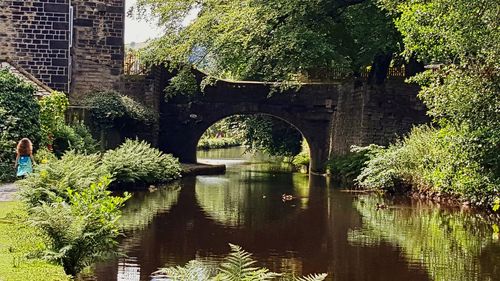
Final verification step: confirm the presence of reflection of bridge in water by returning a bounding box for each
[95,175,432,281]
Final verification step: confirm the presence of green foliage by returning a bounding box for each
[164,66,199,100]
[327,145,383,184]
[0,131,16,182]
[19,151,106,208]
[383,0,499,67]
[29,177,130,276]
[0,69,41,145]
[34,147,57,164]
[357,126,499,207]
[134,0,400,81]
[357,0,500,209]
[51,123,99,157]
[198,137,241,150]
[39,91,69,147]
[292,151,310,168]
[84,91,158,130]
[102,139,182,184]
[0,69,41,182]
[493,198,500,212]
[156,244,327,281]
[244,115,303,158]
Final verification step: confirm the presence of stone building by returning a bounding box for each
[0,0,125,101]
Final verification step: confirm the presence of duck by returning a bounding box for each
[148,185,157,192]
[281,194,296,202]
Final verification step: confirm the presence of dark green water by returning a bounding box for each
[90,147,500,281]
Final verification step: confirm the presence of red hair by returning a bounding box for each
[16,138,33,156]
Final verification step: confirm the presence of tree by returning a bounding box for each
[133,0,401,81]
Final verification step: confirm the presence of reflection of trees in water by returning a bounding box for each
[350,196,500,281]
[119,183,181,231]
[195,171,310,227]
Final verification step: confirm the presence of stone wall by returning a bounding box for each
[70,0,125,101]
[0,0,70,92]
[330,79,428,155]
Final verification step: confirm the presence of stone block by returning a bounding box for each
[44,3,68,13]
[106,37,122,46]
[50,40,68,49]
[74,18,93,27]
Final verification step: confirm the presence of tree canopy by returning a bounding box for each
[133,0,401,80]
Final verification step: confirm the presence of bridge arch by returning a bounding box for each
[160,103,330,174]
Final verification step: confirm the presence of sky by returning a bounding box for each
[125,0,163,44]
[125,0,198,44]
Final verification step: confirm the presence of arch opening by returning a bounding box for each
[194,113,312,172]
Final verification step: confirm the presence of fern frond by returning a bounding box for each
[295,273,328,281]
[155,260,212,281]
[218,244,280,281]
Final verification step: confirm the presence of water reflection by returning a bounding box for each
[89,147,500,281]
[350,196,500,281]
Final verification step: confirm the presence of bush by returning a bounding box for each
[357,126,500,207]
[19,151,106,208]
[29,177,129,276]
[0,69,41,146]
[102,139,181,185]
[52,123,98,157]
[39,91,69,147]
[197,137,241,150]
[84,91,157,130]
[34,147,57,164]
[327,145,382,184]
[0,69,41,182]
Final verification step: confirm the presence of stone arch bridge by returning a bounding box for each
[151,67,428,174]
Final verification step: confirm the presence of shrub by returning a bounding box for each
[34,147,57,164]
[102,139,181,185]
[0,131,16,182]
[327,145,383,184]
[0,69,41,182]
[0,69,41,146]
[84,91,157,130]
[197,137,240,150]
[19,151,106,208]
[39,91,69,147]
[29,177,129,276]
[52,123,98,157]
[357,126,500,207]
[156,244,327,281]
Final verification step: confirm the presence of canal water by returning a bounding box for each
[90,147,500,281]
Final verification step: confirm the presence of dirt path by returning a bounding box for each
[0,183,18,202]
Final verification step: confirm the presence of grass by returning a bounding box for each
[0,201,68,281]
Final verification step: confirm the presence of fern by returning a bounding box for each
[217,244,280,281]
[155,260,213,281]
[155,244,327,281]
[294,273,328,281]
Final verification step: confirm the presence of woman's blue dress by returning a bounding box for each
[16,156,33,177]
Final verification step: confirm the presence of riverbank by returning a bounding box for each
[0,201,69,281]
[181,163,226,176]
[197,138,241,150]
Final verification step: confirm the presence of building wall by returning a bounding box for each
[0,0,70,92]
[70,0,125,102]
